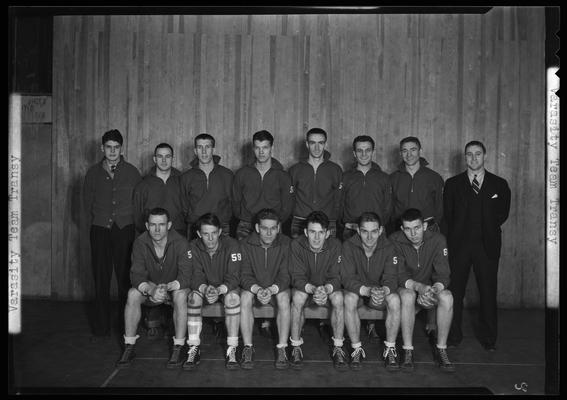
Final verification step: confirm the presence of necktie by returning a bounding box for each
[472,174,480,194]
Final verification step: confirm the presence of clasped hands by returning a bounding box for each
[416,284,440,309]
[148,282,177,304]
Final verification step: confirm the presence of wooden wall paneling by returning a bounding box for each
[178,26,196,168]
[273,34,298,168]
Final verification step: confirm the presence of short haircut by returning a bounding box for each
[399,136,421,150]
[305,210,330,230]
[465,140,486,154]
[154,142,173,156]
[358,211,382,227]
[256,208,280,224]
[400,208,424,224]
[196,212,221,230]
[252,130,274,146]
[194,133,216,147]
[147,207,170,222]
[353,135,375,151]
[102,129,123,146]
[306,127,327,141]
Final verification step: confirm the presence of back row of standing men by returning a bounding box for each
[84,128,511,371]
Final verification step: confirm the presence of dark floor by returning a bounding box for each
[10,299,548,395]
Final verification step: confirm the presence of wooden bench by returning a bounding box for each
[201,302,385,320]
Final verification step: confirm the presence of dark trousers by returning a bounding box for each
[448,239,500,345]
[89,223,135,336]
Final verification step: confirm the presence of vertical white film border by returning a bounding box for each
[8,93,22,334]
[546,67,559,310]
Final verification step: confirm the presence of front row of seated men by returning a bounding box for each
[116,206,454,373]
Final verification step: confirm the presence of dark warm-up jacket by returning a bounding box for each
[289,235,342,293]
[190,235,241,291]
[340,234,399,295]
[133,166,185,233]
[341,161,392,225]
[288,151,343,220]
[232,158,293,223]
[130,230,192,289]
[389,229,450,288]
[240,232,291,292]
[180,155,234,225]
[389,158,444,225]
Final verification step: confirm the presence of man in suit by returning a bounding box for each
[443,140,511,351]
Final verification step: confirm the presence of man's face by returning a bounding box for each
[195,139,214,165]
[354,141,374,167]
[101,140,122,163]
[198,224,220,251]
[465,145,486,172]
[304,222,330,252]
[153,147,173,172]
[401,219,426,246]
[256,218,280,247]
[146,214,171,242]
[306,133,327,159]
[253,140,272,163]
[400,141,421,167]
[357,221,382,249]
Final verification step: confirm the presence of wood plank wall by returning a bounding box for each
[51,8,546,307]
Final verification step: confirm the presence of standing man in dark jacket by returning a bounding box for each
[341,212,401,371]
[289,211,347,371]
[180,134,233,239]
[83,129,141,341]
[288,128,343,238]
[444,141,511,352]
[115,208,192,370]
[133,143,185,236]
[390,208,455,372]
[341,136,392,241]
[232,130,293,240]
[239,209,292,370]
[389,136,444,234]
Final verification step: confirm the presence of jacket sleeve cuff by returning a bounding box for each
[250,284,261,295]
[432,282,444,292]
[138,282,151,296]
[218,285,228,295]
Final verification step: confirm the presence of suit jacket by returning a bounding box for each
[443,170,511,259]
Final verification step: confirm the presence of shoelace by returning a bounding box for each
[291,346,303,360]
[383,346,398,361]
[278,348,288,361]
[226,346,237,361]
[242,346,253,362]
[187,346,198,361]
[351,347,366,361]
[438,348,451,365]
[404,349,413,363]
[332,346,347,360]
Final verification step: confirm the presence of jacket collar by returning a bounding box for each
[397,157,429,172]
[189,154,222,168]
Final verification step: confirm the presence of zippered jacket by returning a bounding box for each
[341,161,392,224]
[389,158,444,224]
[389,230,450,288]
[289,235,342,292]
[240,232,291,292]
[232,158,293,223]
[341,234,399,295]
[288,151,343,220]
[133,166,185,233]
[189,235,241,291]
[180,155,234,225]
[130,230,192,289]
